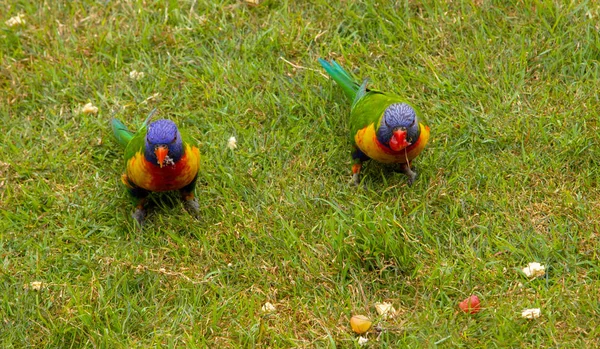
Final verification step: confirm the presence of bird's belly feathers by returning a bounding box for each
[354,123,430,164]
[126,144,200,192]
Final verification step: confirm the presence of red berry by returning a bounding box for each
[459,295,481,314]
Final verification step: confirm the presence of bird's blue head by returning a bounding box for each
[377,103,420,151]
[144,119,184,167]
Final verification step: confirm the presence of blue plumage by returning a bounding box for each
[143,119,184,165]
[377,103,420,145]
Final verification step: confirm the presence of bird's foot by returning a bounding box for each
[351,163,364,187]
[350,174,367,190]
[184,197,200,218]
[132,208,146,227]
[400,163,418,186]
[406,172,417,186]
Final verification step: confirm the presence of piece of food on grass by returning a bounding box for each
[459,295,481,314]
[374,302,396,319]
[522,262,546,278]
[521,308,541,319]
[350,315,372,334]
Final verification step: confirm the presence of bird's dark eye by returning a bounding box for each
[171,135,177,143]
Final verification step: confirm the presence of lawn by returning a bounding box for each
[1,0,600,347]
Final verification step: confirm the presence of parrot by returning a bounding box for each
[318,59,430,185]
[111,109,201,225]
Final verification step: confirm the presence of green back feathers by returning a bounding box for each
[350,92,401,136]
[111,109,157,148]
[111,109,159,162]
[111,118,146,162]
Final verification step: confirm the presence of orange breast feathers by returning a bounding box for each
[354,123,430,164]
[125,144,200,192]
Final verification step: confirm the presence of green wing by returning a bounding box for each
[111,109,157,161]
[179,127,198,150]
[124,127,147,162]
[349,91,406,138]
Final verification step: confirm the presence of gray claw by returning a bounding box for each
[351,173,361,187]
[400,163,417,186]
[184,198,200,218]
[132,208,146,226]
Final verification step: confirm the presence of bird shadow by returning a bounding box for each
[130,191,214,235]
[357,162,415,190]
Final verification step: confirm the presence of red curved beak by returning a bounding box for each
[389,129,411,151]
[154,145,169,168]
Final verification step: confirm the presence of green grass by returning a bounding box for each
[1,0,600,347]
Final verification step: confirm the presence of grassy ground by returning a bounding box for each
[1,0,600,347]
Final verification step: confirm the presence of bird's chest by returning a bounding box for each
[126,152,197,192]
[354,123,408,164]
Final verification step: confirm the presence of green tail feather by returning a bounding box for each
[318,59,359,101]
[111,118,134,148]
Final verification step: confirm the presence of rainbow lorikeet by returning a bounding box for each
[111,110,201,225]
[318,59,430,185]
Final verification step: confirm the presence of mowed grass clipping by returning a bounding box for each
[1,0,600,347]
